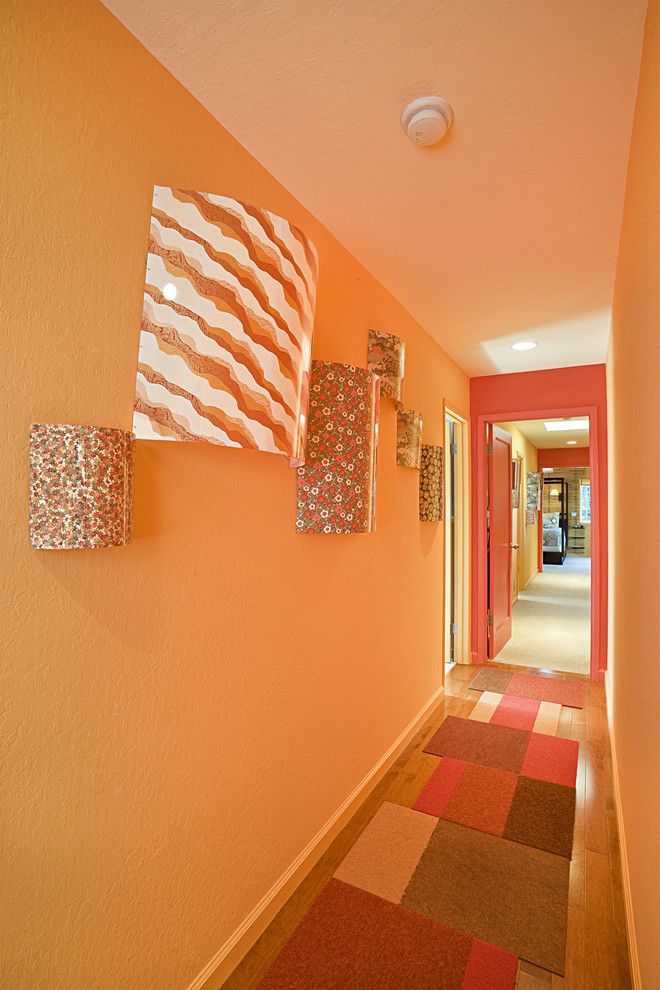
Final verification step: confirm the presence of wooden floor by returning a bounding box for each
[222,663,632,990]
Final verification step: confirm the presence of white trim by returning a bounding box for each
[605,685,641,989]
[187,685,445,990]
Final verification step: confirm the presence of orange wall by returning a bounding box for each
[607,1,660,986]
[1,3,468,988]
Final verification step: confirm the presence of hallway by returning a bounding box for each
[497,558,591,675]
[224,663,631,990]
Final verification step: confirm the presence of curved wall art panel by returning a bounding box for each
[296,361,379,534]
[29,425,133,549]
[397,407,423,469]
[367,328,405,402]
[132,186,318,463]
[419,444,444,522]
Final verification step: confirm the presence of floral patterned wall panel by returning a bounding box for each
[419,444,444,521]
[367,329,405,401]
[132,186,318,463]
[29,425,133,549]
[296,361,379,534]
[396,407,422,469]
[526,470,542,517]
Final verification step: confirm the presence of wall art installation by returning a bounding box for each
[526,470,542,523]
[396,407,423,469]
[132,186,318,462]
[29,425,133,549]
[419,444,444,521]
[367,328,405,402]
[296,361,379,534]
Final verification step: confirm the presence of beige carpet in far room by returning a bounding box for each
[495,557,591,675]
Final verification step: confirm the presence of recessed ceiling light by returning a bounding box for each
[544,419,589,432]
[566,440,578,445]
[511,341,537,351]
[163,282,177,301]
[542,467,554,472]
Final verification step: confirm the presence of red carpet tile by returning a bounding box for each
[425,717,579,787]
[469,668,584,709]
[506,672,584,709]
[415,758,518,836]
[257,878,518,989]
[521,734,579,788]
[414,758,576,858]
[490,694,539,731]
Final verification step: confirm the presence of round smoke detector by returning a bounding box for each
[401,96,453,147]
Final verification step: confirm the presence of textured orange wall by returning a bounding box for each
[1,3,468,987]
[607,1,660,985]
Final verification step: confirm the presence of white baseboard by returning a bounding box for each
[605,688,641,989]
[187,685,445,990]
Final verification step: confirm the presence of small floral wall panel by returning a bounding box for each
[133,186,318,462]
[396,407,422,469]
[367,329,405,401]
[296,361,379,534]
[29,425,133,549]
[526,471,542,519]
[419,444,444,521]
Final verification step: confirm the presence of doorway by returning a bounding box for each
[444,408,469,669]
[478,413,597,677]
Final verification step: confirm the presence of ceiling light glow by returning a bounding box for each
[511,341,537,351]
[544,419,589,432]
[566,440,578,445]
[542,467,554,472]
[163,282,177,301]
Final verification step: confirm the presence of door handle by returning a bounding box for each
[510,544,519,550]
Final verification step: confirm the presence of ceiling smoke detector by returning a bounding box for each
[401,96,453,147]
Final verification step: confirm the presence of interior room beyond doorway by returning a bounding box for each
[494,418,591,676]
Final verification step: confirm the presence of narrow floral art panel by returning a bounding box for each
[29,425,133,549]
[396,406,423,469]
[419,444,444,521]
[133,186,318,463]
[296,361,379,534]
[367,329,405,402]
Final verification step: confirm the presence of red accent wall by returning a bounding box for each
[538,447,590,468]
[470,364,608,680]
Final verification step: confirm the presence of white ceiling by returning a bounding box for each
[103,0,647,376]
[506,418,590,449]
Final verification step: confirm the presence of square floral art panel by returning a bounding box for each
[367,329,405,401]
[419,444,444,521]
[296,361,379,534]
[396,407,422,469]
[29,425,133,549]
[133,186,318,462]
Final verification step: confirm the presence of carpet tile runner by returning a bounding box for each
[469,668,584,708]
[257,877,518,989]
[468,690,562,734]
[424,716,579,784]
[413,756,575,858]
[332,802,569,975]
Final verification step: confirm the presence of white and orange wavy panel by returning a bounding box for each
[132,186,318,462]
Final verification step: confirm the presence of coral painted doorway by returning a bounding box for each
[470,366,608,681]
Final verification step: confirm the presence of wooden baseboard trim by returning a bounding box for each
[605,688,641,989]
[187,685,445,990]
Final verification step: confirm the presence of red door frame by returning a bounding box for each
[470,365,608,681]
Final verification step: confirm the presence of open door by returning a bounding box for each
[488,424,513,657]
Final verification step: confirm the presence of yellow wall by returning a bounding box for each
[1,3,469,988]
[607,1,660,985]
[497,423,539,590]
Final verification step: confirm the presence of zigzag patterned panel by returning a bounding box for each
[132,187,318,462]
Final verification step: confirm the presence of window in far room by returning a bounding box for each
[580,480,591,524]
